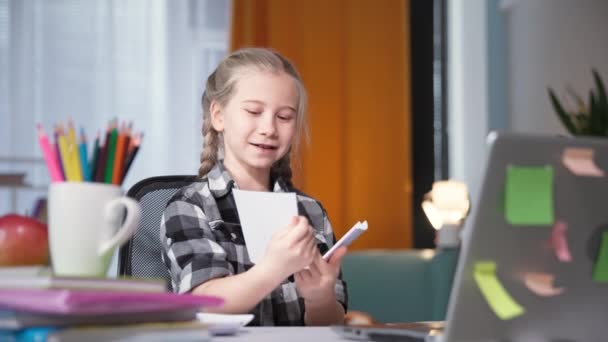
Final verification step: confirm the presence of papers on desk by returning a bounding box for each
[0,266,166,292]
[0,289,222,333]
[0,289,222,315]
[233,189,298,264]
[35,321,211,342]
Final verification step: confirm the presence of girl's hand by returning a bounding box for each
[294,246,348,306]
[259,216,317,279]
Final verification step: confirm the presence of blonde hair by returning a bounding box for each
[198,47,309,187]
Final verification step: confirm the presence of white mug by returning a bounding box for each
[48,182,141,277]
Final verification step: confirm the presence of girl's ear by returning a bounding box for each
[210,100,224,132]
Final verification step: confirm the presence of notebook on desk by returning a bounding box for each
[333,133,608,342]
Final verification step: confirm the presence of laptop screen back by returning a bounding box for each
[444,133,608,341]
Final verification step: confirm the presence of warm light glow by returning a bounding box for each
[421,180,470,230]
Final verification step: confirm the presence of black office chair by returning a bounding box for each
[118,175,198,291]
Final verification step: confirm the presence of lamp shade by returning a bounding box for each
[421,180,470,230]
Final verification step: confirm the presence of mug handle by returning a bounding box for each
[98,197,142,256]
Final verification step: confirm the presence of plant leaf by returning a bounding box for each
[548,88,578,134]
[592,69,608,134]
[592,68,607,108]
[588,91,601,135]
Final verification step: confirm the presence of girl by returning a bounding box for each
[160,47,347,326]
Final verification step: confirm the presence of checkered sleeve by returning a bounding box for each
[322,212,349,312]
[160,198,234,294]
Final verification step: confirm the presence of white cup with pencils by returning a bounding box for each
[37,120,144,277]
[48,182,141,277]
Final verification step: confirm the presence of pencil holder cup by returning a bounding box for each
[48,182,141,277]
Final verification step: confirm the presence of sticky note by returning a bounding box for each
[505,166,554,225]
[523,272,565,297]
[550,221,572,262]
[592,231,608,282]
[474,261,525,320]
[562,147,605,177]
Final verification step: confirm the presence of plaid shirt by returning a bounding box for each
[160,162,348,326]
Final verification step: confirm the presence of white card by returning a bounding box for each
[232,189,298,264]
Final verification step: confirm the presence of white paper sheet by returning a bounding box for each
[232,189,298,264]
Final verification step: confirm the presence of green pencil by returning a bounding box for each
[104,122,118,183]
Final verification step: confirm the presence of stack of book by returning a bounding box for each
[0,266,222,341]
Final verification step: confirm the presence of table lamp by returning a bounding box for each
[421,180,470,248]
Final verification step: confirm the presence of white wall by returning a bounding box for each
[507,0,608,134]
[448,0,608,206]
[448,0,489,204]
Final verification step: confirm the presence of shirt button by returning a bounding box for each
[230,233,237,240]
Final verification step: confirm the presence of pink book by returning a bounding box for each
[0,289,223,315]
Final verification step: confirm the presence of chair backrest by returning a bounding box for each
[118,175,198,290]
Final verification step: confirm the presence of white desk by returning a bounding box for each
[214,327,350,341]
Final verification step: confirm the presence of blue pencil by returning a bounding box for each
[79,128,91,182]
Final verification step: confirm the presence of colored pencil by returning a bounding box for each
[36,124,64,182]
[79,128,90,182]
[57,133,74,181]
[95,129,110,183]
[112,122,127,185]
[67,121,83,181]
[54,125,66,181]
[89,132,100,182]
[104,122,118,184]
[122,132,142,182]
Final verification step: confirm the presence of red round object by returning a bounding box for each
[0,214,49,266]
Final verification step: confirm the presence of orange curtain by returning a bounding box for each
[231,0,412,249]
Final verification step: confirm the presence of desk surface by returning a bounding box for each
[215,327,349,341]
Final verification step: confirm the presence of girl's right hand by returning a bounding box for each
[260,215,317,279]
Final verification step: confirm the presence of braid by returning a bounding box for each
[198,87,221,178]
[271,153,294,189]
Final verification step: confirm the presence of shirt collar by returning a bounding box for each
[207,161,289,198]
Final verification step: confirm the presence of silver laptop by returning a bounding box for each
[334,132,608,342]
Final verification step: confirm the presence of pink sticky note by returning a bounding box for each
[562,147,605,177]
[550,221,572,262]
[523,272,565,297]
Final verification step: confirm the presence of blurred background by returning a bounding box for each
[1,0,608,251]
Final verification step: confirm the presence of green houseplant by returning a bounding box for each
[548,69,608,137]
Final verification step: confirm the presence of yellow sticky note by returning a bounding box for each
[474,261,525,320]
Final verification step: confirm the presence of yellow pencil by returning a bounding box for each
[67,120,83,181]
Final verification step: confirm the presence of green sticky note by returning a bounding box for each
[505,166,554,225]
[474,261,525,320]
[592,231,608,282]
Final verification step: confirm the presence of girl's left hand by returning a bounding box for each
[294,246,348,305]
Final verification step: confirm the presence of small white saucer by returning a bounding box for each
[196,313,254,335]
